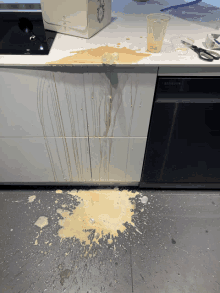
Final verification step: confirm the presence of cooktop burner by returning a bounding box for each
[0,12,54,55]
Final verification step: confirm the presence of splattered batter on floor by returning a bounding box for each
[56,188,140,253]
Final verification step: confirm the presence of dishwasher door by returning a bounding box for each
[140,77,220,189]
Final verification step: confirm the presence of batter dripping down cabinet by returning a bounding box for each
[140,77,220,189]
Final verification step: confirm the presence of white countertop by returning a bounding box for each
[1,11,220,67]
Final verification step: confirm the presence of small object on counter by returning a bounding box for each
[146,13,171,53]
[101,52,119,65]
[89,218,95,224]
[181,40,220,62]
[170,35,194,55]
[41,0,112,39]
[205,34,220,50]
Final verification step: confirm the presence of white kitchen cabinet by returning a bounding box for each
[83,71,156,137]
[89,137,147,183]
[0,68,157,183]
[0,137,91,182]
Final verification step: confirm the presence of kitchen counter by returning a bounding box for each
[1,12,220,67]
[1,4,220,186]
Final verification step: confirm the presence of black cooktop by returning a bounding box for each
[0,11,56,55]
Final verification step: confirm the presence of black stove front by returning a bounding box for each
[140,76,220,189]
[0,11,53,55]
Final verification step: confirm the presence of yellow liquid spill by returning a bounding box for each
[46,45,151,65]
[57,188,140,252]
[176,48,187,51]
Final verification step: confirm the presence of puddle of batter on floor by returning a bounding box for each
[54,188,141,256]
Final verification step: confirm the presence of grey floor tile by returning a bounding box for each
[0,188,219,293]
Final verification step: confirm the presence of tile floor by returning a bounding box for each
[0,186,219,293]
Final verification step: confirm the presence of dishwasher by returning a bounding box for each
[140,76,220,189]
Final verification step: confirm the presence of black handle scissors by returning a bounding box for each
[181,40,220,62]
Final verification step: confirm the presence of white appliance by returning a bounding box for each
[40,0,112,39]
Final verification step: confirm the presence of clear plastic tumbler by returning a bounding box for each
[147,13,171,53]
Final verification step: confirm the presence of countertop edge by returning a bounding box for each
[1,65,220,76]
[0,64,159,74]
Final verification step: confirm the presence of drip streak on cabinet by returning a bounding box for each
[38,72,85,182]
[47,78,66,180]
[63,79,84,181]
[52,73,73,181]
[37,75,58,181]
[37,72,138,182]
[83,74,93,180]
[125,74,139,180]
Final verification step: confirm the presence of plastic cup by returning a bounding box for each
[170,35,194,55]
[146,13,171,53]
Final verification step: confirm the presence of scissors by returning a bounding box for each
[181,40,220,62]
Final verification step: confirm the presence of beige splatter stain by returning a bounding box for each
[107,239,113,244]
[28,195,36,203]
[34,231,42,245]
[46,45,151,65]
[34,216,49,229]
[56,188,140,253]
[56,190,63,194]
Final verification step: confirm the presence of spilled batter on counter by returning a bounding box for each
[56,188,140,252]
[46,45,151,65]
